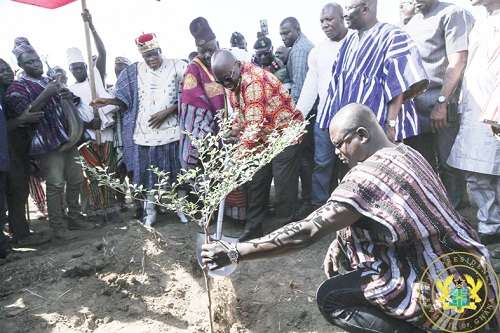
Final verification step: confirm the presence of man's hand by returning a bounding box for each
[201,241,233,270]
[17,107,43,125]
[44,80,61,97]
[385,125,396,143]
[58,88,73,101]
[323,241,336,278]
[81,9,94,28]
[148,109,172,129]
[90,98,113,108]
[430,103,448,131]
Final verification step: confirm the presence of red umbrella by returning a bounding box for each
[11,0,77,9]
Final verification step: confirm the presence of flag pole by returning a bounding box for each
[81,0,101,144]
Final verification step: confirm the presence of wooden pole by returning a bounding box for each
[81,0,101,144]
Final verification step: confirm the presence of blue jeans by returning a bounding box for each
[312,122,336,206]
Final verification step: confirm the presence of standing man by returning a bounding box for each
[5,38,86,240]
[296,3,350,212]
[1,58,47,247]
[404,0,474,209]
[91,33,187,226]
[180,17,226,170]
[67,10,119,224]
[211,50,304,241]
[321,0,428,144]
[280,17,314,217]
[229,32,252,62]
[448,0,500,244]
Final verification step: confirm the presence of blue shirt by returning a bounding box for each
[0,104,9,172]
[287,34,314,103]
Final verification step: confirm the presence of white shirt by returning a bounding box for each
[69,66,115,142]
[296,33,350,120]
[133,57,187,146]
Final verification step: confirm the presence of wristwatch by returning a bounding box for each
[227,243,240,264]
[387,119,397,128]
[437,95,447,104]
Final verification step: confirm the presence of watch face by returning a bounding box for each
[438,96,446,103]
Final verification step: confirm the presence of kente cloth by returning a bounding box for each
[321,23,428,141]
[229,62,303,149]
[134,57,186,146]
[447,9,500,176]
[29,175,47,216]
[114,61,182,188]
[4,76,69,155]
[69,65,115,142]
[79,141,118,211]
[326,144,497,329]
[179,57,225,168]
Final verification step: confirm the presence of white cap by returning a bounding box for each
[66,47,85,65]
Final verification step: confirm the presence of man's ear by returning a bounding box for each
[356,127,370,142]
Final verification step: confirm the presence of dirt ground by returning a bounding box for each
[0,200,345,333]
[0,202,498,333]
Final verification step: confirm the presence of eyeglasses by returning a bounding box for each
[215,63,238,86]
[332,129,357,151]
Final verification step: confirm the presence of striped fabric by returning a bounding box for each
[329,144,498,328]
[320,23,428,141]
[29,176,47,216]
[135,142,181,189]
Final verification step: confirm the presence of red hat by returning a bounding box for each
[135,33,160,54]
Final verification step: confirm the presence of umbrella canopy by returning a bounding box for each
[11,0,77,9]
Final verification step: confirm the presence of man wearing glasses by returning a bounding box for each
[211,50,304,241]
[202,103,499,333]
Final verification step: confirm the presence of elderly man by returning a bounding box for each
[448,0,500,244]
[4,38,86,240]
[114,56,130,80]
[91,33,187,226]
[296,3,350,212]
[404,0,474,210]
[322,0,428,144]
[280,17,314,217]
[202,103,499,333]
[211,50,303,241]
[179,17,226,170]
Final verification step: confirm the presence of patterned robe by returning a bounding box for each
[320,23,428,141]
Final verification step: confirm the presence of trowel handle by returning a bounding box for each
[215,199,225,240]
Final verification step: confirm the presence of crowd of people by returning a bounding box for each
[1,0,500,331]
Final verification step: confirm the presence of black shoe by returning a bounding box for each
[239,226,263,242]
[479,233,500,245]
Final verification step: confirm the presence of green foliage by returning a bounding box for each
[80,115,307,229]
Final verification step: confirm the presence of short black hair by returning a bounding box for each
[280,17,300,31]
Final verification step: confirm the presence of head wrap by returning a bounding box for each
[115,56,131,65]
[135,33,160,54]
[189,17,216,47]
[253,33,272,50]
[12,37,38,61]
[230,32,245,47]
[66,47,85,65]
